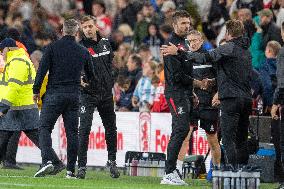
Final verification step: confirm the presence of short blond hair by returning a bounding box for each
[267,41,281,56]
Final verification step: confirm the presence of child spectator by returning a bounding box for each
[132,61,156,112]
[143,23,164,61]
[259,40,281,114]
[115,76,133,112]
[151,74,170,113]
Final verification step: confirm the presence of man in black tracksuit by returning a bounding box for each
[77,15,119,179]
[160,11,204,186]
[33,19,93,178]
[162,20,252,169]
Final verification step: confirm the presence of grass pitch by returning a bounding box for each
[0,165,278,189]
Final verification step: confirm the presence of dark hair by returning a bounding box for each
[34,32,53,41]
[130,54,142,68]
[225,19,245,38]
[159,24,173,34]
[92,0,106,13]
[116,75,131,87]
[138,44,150,52]
[172,10,191,23]
[282,21,284,30]
[7,28,20,41]
[12,12,22,21]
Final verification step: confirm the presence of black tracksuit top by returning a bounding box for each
[80,35,115,96]
[164,32,193,97]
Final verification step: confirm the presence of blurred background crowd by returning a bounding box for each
[0,0,283,114]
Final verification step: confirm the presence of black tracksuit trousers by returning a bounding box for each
[78,92,117,168]
[39,92,79,173]
[165,91,192,174]
[220,97,252,167]
[4,131,21,165]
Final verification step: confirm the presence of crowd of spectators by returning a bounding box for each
[0,0,284,114]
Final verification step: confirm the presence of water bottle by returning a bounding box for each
[223,171,231,189]
[131,160,138,176]
[212,170,220,189]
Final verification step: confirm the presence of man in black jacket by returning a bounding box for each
[160,10,204,186]
[162,19,253,169]
[33,19,93,178]
[77,15,120,179]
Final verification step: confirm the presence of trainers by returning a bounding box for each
[66,171,76,179]
[278,183,284,189]
[34,161,54,177]
[161,170,188,186]
[76,167,86,179]
[106,160,120,178]
[50,162,66,175]
[2,162,24,170]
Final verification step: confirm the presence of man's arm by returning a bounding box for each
[33,45,52,95]
[161,42,234,63]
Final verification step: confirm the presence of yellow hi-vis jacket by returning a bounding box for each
[0,48,37,111]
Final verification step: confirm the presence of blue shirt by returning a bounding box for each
[133,76,155,106]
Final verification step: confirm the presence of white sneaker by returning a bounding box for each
[66,171,77,179]
[34,161,54,177]
[160,171,188,186]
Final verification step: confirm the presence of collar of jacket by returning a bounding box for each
[61,35,76,41]
[171,32,185,41]
[81,32,102,46]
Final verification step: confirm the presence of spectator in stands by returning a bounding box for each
[160,0,176,26]
[259,8,283,49]
[138,44,158,65]
[116,76,133,111]
[133,2,156,48]
[132,61,156,112]
[91,0,112,37]
[143,23,164,61]
[151,74,169,113]
[159,24,173,43]
[250,16,266,69]
[109,30,124,51]
[113,0,142,30]
[259,40,281,114]
[117,23,133,43]
[34,32,53,51]
[126,54,143,92]
[113,43,131,79]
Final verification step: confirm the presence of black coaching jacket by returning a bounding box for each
[80,34,115,97]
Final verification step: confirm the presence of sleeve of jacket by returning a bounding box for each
[83,50,94,82]
[164,53,193,85]
[0,60,29,113]
[33,45,52,94]
[206,42,234,62]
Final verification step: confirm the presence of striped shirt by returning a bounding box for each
[133,76,155,106]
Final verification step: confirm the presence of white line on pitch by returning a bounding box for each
[0,183,126,189]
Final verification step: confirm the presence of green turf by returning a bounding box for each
[0,165,278,189]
